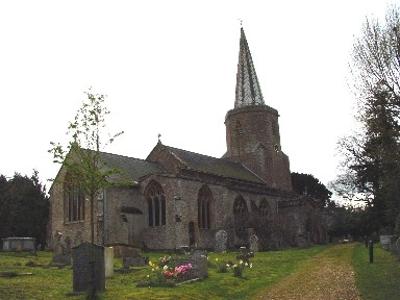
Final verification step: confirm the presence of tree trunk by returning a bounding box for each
[90,193,95,244]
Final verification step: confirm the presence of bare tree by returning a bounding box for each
[49,89,124,244]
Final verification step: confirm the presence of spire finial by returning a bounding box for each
[239,18,243,28]
[158,133,162,144]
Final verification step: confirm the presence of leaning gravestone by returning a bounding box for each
[249,234,259,252]
[214,230,228,252]
[72,243,105,293]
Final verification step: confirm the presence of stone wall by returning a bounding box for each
[136,174,282,250]
[48,166,96,250]
[49,166,321,251]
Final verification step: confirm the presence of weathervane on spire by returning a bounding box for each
[158,133,162,144]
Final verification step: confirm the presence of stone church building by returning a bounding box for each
[48,28,326,251]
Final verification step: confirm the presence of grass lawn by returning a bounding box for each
[352,243,400,300]
[0,246,327,300]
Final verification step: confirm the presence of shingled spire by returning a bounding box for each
[235,27,265,108]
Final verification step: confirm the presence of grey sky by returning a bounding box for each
[0,0,394,190]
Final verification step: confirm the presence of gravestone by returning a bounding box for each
[394,238,400,257]
[249,234,259,252]
[189,250,208,279]
[379,235,393,250]
[72,243,105,293]
[123,256,147,268]
[52,236,71,266]
[111,244,141,258]
[214,230,228,252]
[104,247,114,278]
[174,249,208,281]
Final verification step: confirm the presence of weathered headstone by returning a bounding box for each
[72,243,105,293]
[123,256,147,268]
[104,247,114,278]
[52,236,71,266]
[394,238,400,257]
[111,244,141,258]
[379,235,393,250]
[214,230,228,252]
[174,249,208,281]
[249,234,259,252]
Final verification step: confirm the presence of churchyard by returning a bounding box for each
[0,243,399,299]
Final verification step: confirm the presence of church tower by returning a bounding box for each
[225,27,292,191]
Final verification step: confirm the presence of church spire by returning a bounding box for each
[235,27,265,108]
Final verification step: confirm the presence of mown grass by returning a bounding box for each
[0,246,327,300]
[352,243,400,300]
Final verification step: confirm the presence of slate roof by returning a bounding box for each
[99,151,164,183]
[163,145,264,184]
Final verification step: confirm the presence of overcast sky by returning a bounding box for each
[0,0,395,191]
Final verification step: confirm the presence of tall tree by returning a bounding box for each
[335,6,400,232]
[291,172,332,208]
[49,89,123,244]
[0,171,49,246]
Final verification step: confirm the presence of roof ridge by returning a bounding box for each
[164,144,242,164]
[97,150,151,163]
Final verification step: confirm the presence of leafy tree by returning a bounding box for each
[335,6,400,232]
[291,172,332,208]
[49,89,123,244]
[0,171,49,247]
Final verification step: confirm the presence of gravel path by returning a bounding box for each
[255,244,361,300]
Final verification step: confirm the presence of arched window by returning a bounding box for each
[233,196,248,215]
[64,177,85,222]
[259,198,270,216]
[145,180,166,227]
[198,185,213,229]
[233,195,248,238]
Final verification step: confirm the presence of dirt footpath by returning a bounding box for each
[255,244,361,300]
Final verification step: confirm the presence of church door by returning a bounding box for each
[188,221,196,247]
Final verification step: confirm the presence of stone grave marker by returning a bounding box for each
[214,230,228,252]
[122,247,147,268]
[188,250,208,279]
[379,235,393,250]
[174,249,208,281]
[72,243,105,293]
[104,247,114,278]
[249,234,259,252]
[52,237,71,266]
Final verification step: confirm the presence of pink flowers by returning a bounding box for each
[163,263,193,278]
